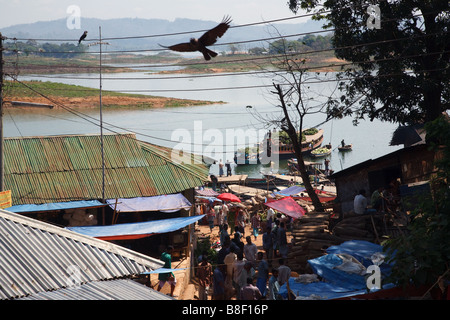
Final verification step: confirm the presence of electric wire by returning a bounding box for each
[3,9,444,56]
[6,74,272,148]
[6,27,448,84]
[6,62,448,147]
[3,13,323,42]
[3,9,448,146]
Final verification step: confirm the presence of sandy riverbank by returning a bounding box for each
[6,95,219,109]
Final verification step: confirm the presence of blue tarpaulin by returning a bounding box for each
[67,214,205,240]
[106,194,192,213]
[7,200,106,213]
[279,240,394,300]
[142,267,187,274]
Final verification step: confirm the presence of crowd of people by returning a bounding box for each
[195,204,292,300]
[353,178,402,216]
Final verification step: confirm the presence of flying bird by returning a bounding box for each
[78,31,88,44]
[160,16,232,60]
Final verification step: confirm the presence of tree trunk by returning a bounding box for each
[274,83,325,212]
[292,138,325,212]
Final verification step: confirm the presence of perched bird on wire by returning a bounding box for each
[78,31,88,44]
[160,16,232,60]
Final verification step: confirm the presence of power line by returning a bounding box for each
[4,13,323,43]
[6,63,448,148]
[3,9,443,55]
[7,28,447,79]
[6,75,273,148]
[16,58,447,95]
[20,46,450,84]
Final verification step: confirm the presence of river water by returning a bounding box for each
[11,67,402,178]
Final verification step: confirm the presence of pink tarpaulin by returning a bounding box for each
[264,196,305,219]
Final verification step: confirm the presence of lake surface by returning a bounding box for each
[12,68,402,178]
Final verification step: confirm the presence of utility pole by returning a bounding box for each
[99,26,105,204]
[88,27,110,203]
[0,33,4,192]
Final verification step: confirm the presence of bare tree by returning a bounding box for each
[251,35,338,212]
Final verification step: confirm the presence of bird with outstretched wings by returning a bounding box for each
[160,16,232,60]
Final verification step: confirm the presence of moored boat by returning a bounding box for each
[261,128,325,160]
[310,147,332,158]
[338,144,353,151]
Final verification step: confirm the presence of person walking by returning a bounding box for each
[278,222,288,258]
[212,265,226,300]
[224,246,237,299]
[225,160,232,176]
[244,236,258,267]
[256,252,269,297]
[277,258,291,287]
[207,206,216,231]
[268,268,280,300]
[157,246,176,297]
[197,255,212,300]
[232,252,246,300]
[240,277,262,300]
[262,227,274,267]
[251,213,260,240]
[219,159,224,177]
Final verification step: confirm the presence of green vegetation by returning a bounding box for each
[384,116,450,291]
[5,34,339,76]
[5,80,136,98]
[4,40,87,58]
[279,128,318,144]
[266,34,332,54]
[4,80,218,109]
[311,147,330,154]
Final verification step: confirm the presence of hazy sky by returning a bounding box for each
[0,0,308,28]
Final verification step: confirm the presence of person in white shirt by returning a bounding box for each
[221,203,229,226]
[277,258,291,287]
[244,236,258,266]
[266,207,275,227]
[354,189,376,214]
[232,252,247,300]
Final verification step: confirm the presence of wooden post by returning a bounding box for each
[0,33,4,192]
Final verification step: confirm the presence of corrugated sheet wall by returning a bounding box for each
[4,133,209,205]
[0,210,164,300]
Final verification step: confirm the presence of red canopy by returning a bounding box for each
[264,196,305,219]
[217,193,241,203]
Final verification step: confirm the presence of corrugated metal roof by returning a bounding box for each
[0,209,164,300]
[5,133,209,205]
[17,279,174,300]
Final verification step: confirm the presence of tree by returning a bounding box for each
[383,115,450,294]
[288,0,449,125]
[250,35,336,212]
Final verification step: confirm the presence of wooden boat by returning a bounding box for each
[310,147,332,158]
[257,128,325,161]
[338,144,353,151]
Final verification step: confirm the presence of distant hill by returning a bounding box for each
[0,17,328,52]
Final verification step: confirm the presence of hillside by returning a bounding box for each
[0,17,328,51]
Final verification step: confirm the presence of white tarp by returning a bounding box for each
[106,194,192,213]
